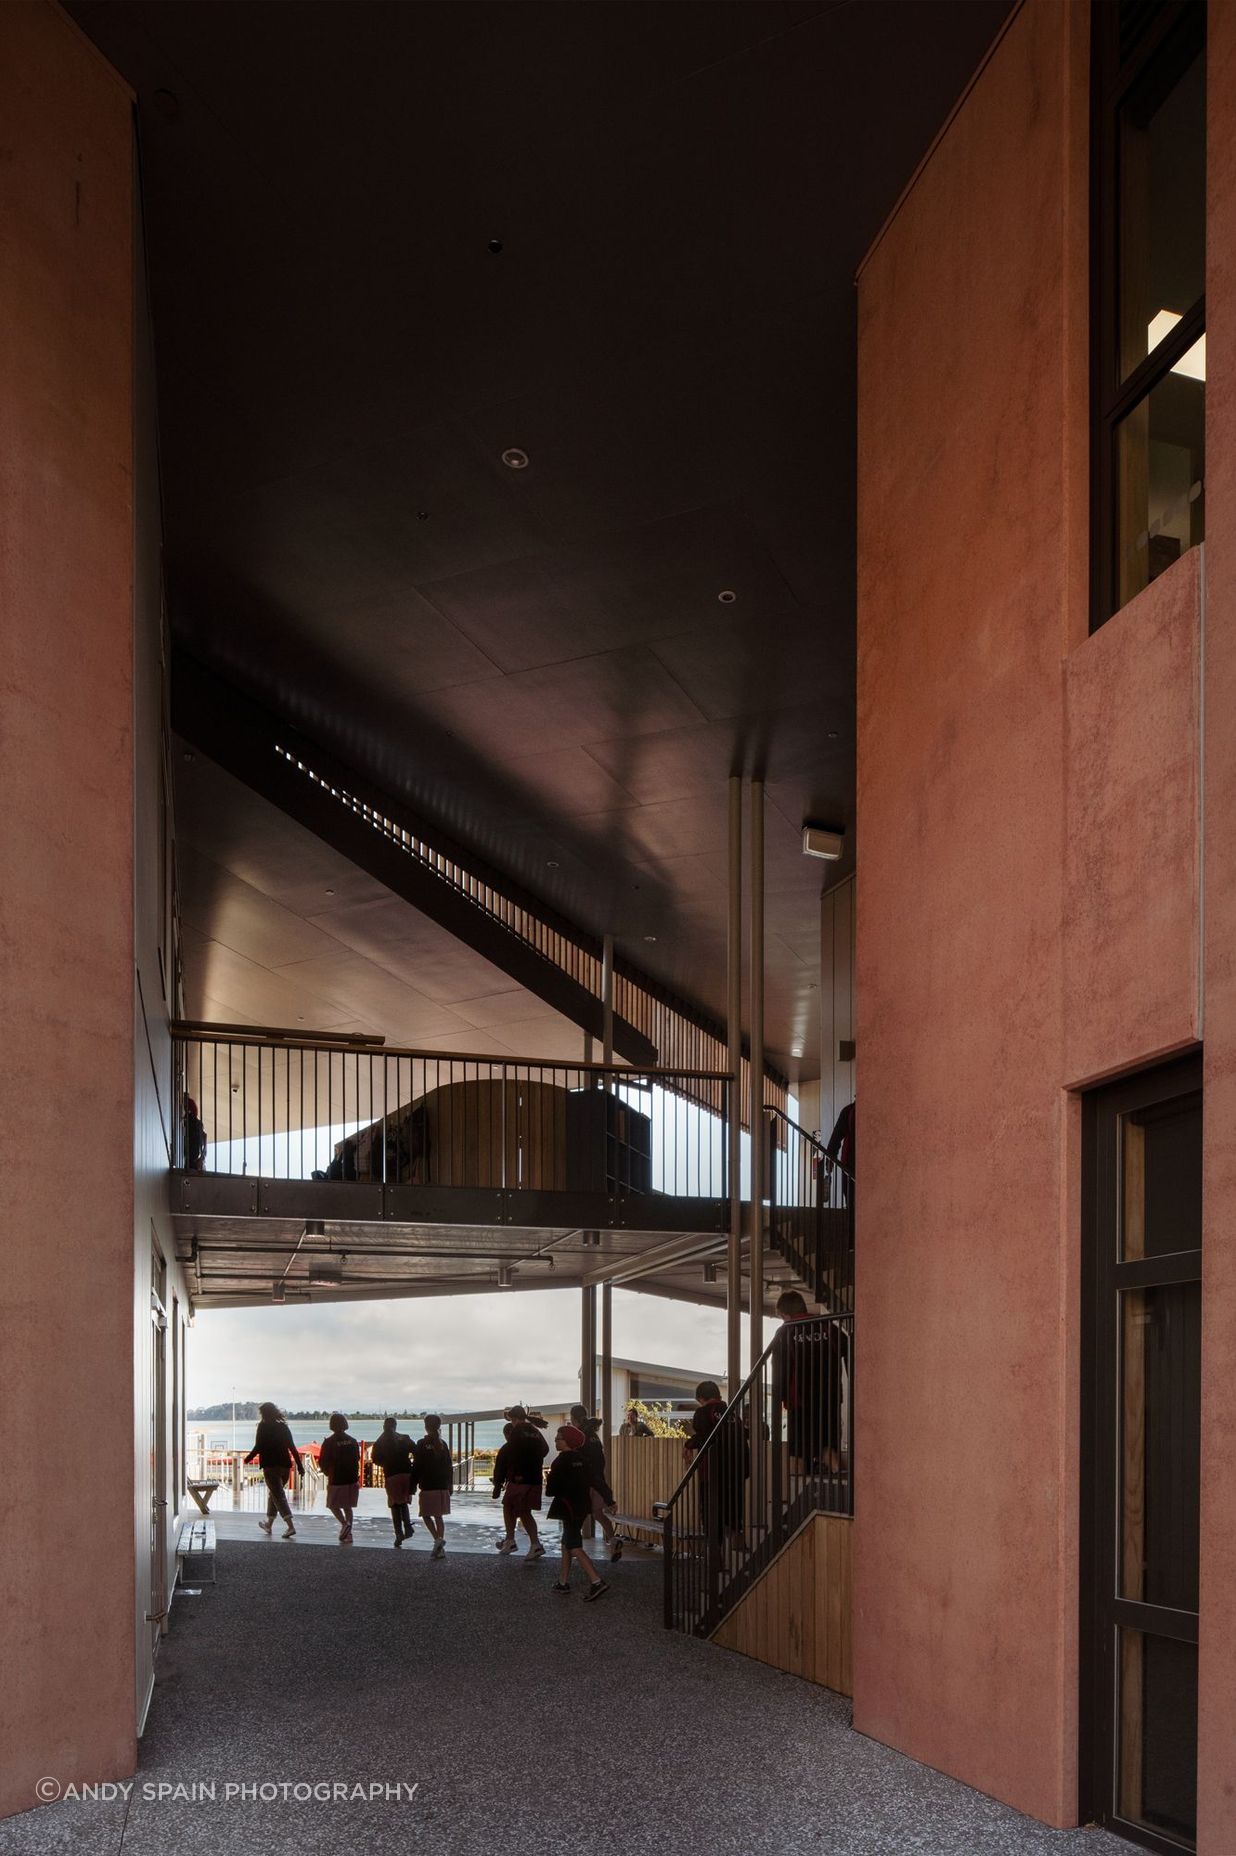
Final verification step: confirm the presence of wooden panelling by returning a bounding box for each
[712,1514,852,1696]
[609,1433,687,1543]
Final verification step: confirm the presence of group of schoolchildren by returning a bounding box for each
[243,1398,626,1600]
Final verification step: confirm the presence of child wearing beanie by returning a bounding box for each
[545,1424,608,1600]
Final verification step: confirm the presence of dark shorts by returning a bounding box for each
[559,1514,584,1550]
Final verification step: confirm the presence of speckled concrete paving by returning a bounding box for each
[2,1544,1133,1856]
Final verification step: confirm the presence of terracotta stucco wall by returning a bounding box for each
[1198,6,1236,1849]
[855,0,1209,1827]
[0,2,136,1816]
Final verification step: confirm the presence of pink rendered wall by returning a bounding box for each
[855,0,1209,1828]
[1198,7,1236,1849]
[0,2,137,1817]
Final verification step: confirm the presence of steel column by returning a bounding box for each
[601,1281,613,1441]
[749,778,765,1376]
[581,1284,597,1411]
[727,772,743,1390]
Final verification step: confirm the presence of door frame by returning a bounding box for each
[1079,1050,1202,1853]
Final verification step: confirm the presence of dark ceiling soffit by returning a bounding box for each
[173,657,658,1064]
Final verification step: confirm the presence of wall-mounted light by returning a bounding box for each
[272,1281,286,1304]
[802,822,845,861]
[498,1265,513,1288]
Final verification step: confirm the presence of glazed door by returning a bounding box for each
[1082,1055,1202,1853]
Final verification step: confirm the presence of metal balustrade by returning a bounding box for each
[766,1108,854,1311]
[172,1026,732,1210]
[659,1311,853,1639]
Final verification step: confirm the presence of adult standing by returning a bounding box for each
[773,1290,849,1477]
[414,1414,453,1560]
[370,1416,416,1546]
[621,1406,653,1438]
[244,1401,303,1539]
[319,1413,361,1543]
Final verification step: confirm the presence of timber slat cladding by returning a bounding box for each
[609,1433,687,1542]
[712,1514,852,1697]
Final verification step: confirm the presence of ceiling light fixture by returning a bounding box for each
[502,447,530,470]
[718,589,737,604]
[644,934,657,943]
[272,1281,286,1304]
[546,859,559,869]
[488,238,504,255]
[802,822,845,861]
[497,1264,513,1288]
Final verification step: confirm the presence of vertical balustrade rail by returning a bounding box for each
[659,1312,853,1638]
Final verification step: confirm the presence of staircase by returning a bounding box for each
[658,1291,853,1648]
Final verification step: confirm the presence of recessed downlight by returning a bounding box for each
[644,934,657,944]
[502,447,530,470]
[718,589,737,604]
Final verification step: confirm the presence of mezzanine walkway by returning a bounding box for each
[8,1541,1128,1856]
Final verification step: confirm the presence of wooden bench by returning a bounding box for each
[176,1516,217,1586]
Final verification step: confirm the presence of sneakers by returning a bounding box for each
[584,1579,610,1602]
[526,1543,546,1560]
[551,1581,571,1595]
[496,1538,516,1554]
[258,1518,273,1533]
[339,1524,353,1543]
[431,1540,445,1560]
[282,1523,296,1539]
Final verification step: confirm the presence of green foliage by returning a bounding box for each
[629,1398,687,1438]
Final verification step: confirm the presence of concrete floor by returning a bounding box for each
[3,1539,1133,1856]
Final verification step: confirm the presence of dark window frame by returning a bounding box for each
[1091,0,1206,631]
[1079,1050,1203,1854]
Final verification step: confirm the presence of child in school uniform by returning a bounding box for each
[491,1420,549,1559]
[413,1414,453,1560]
[318,1413,361,1543]
[545,1424,608,1600]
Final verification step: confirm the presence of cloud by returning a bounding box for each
[187,1288,768,1412]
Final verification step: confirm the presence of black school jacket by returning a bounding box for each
[545,1449,591,1523]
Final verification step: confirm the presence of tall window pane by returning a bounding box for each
[1115,362,1204,608]
[1118,39,1205,382]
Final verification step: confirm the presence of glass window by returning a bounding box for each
[1118,42,1206,382]
[1118,1627,1198,1842]
[1094,4,1206,628]
[1119,1282,1201,1610]
[1120,1093,1203,1260]
[1114,344,1204,609]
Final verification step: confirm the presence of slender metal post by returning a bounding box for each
[601,932,614,1067]
[581,1285,597,1411]
[727,773,743,1391]
[749,778,765,1377]
[601,1281,613,1441]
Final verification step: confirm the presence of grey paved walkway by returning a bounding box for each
[3,1543,1132,1856]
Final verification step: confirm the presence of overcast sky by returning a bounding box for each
[187,1288,773,1413]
